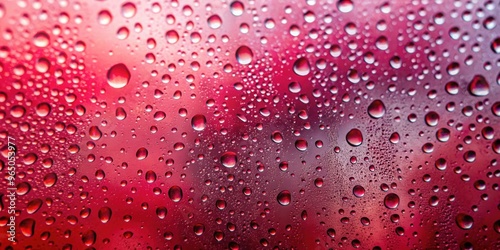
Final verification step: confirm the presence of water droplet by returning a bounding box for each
[468,75,489,96]
[156,207,168,219]
[491,37,500,54]
[136,147,148,160]
[27,199,43,214]
[353,185,365,197]
[116,107,127,120]
[36,102,51,117]
[367,100,386,118]
[82,230,97,246]
[346,129,363,147]
[43,173,57,187]
[35,57,50,73]
[271,131,283,143]
[10,105,26,118]
[327,228,336,238]
[425,111,439,127]
[295,139,308,151]
[436,128,450,142]
[230,1,244,16]
[235,45,253,65]
[207,15,222,29]
[221,152,238,168]
[98,10,112,25]
[384,193,400,209]
[145,170,157,183]
[33,31,50,47]
[277,190,291,206]
[20,218,35,237]
[166,30,179,44]
[89,126,102,141]
[168,186,183,202]
[98,207,112,223]
[337,0,354,13]
[107,63,131,89]
[293,57,310,76]
[191,114,207,131]
[194,223,205,236]
[121,2,137,18]
[456,213,474,230]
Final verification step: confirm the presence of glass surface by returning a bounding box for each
[0,0,499,249]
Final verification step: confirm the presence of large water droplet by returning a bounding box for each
[293,57,311,76]
[337,0,354,13]
[98,207,112,223]
[20,218,35,237]
[221,151,238,168]
[27,199,43,214]
[82,230,97,246]
[168,186,183,202]
[136,147,148,160]
[346,128,363,147]
[236,45,253,65]
[33,31,50,47]
[207,15,222,29]
[277,190,291,206]
[191,114,207,131]
[121,2,137,18]
[384,193,400,209]
[456,213,474,230]
[367,100,386,118]
[89,126,102,140]
[107,63,131,89]
[468,75,489,96]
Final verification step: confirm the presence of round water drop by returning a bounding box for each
[89,126,102,140]
[337,0,354,13]
[346,128,363,147]
[136,147,148,160]
[168,186,183,202]
[230,1,244,16]
[367,100,386,118]
[98,207,112,223]
[82,230,97,246]
[191,114,207,131]
[293,57,311,76]
[456,213,474,230]
[235,45,253,65]
[295,139,308,151]
[221,151,238,168]
[121,2,137,18]
[384,193,400,209]
[207,14,222,29]
[277,190,291,206]
[107,63,131,89]
[33,31,50,47]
